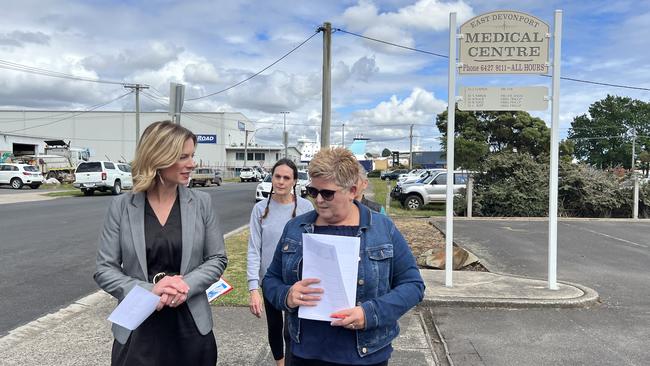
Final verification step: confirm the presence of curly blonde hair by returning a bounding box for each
[308,147,360,189]
[131,121,196,192]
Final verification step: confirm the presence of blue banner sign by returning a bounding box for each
[196,134,217,144]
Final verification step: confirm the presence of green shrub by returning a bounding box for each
[473,152,549,217]
[558,162,628,217]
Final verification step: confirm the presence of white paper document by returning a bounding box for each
[299,233,360,321]
[107,285,160,330]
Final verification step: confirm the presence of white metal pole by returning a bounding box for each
[633,176,639,219]
[548,10,562,290]
[445,12,457,287]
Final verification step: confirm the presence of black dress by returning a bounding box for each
[111,195,218,366]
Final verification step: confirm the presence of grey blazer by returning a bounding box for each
[94,185,228,344]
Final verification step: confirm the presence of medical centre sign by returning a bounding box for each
[459,11,549,74]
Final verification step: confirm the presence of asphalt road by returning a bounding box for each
[433,219,649,365]
[0,182,259,335]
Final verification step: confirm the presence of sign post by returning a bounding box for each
[445,12,457,287]
[547,10,562,290]
[445,10,560,290]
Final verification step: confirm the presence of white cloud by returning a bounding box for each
[351,87,446,124]
[82,41,183,76]
[0,30,50,47]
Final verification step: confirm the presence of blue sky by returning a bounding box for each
[1,0,649,152]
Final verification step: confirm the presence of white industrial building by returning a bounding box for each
[0,110,302,175]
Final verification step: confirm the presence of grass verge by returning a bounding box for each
[43,190,83,197]
[211,229,249,307]
[369,178,445,217]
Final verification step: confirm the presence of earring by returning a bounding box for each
[157,170,165,186]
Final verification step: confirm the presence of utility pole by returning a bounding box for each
[409,124,414,170]
[341,123,345,147]
[244,130,249,167]
[632,127,638,219]
[320,22,332,148]
[124,83,149,144]
[631,127,637,173]
[280,111,290,158]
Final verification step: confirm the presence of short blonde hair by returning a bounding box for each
[132,121,196,192]
[308,147,359,189]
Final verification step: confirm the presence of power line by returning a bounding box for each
[0,59,132,86]
[334,28,448,58]
[185,29,322,101]
[2,91,133,133]
[334,27,650,92]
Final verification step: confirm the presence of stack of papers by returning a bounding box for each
[299,233,360,322]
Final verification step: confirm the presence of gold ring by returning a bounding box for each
[300,294,304,300]
[171,300,176,304]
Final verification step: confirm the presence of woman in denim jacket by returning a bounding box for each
[263,147,424,366]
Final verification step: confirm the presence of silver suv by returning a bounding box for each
[392,170,470,210]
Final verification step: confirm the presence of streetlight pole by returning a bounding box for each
[280,111,290,158]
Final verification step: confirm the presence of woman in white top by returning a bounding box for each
[247,158,313,366]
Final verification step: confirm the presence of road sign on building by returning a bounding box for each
[458,86,549,111]
[459,10,550,74]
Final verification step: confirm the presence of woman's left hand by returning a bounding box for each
[330,306,366,331]
[164,275,190,308]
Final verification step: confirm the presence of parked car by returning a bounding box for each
[255,172,307,201]
[297,170,309,197]
[0,163,44,189]
[73,161,132,196]
[255,174,272,201]
[397,169,443,186]
[190,168,222,187]
[240,167,261,182]
[392,170,470,210]
[380,169,408,180]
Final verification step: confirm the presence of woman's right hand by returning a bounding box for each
[152,275,190,309]
[287,278,323,309]
[249,290,263,318]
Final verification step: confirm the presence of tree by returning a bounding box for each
[568,95,650,169]
[639,151,650,178]
[436,106,550,170]
[381,148,392,157]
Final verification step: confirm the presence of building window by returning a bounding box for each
[276,153,279,160]
[235,152,245,160]
[247,152,254,160]
[254,153,265,161]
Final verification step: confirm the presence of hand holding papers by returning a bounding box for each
[299,233,360,322]
[108,285,160,330]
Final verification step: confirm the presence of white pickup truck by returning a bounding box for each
[73,161,133,196]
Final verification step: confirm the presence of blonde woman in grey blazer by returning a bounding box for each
[94,121,228,366]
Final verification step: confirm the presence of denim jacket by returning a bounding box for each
[263,201,425,358]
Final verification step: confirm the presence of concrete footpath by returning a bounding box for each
[0,269,598,366]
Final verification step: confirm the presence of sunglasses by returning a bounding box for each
[305,186,341,201]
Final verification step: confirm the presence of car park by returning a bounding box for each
[190,167,222,187]
[73,161,132,196]
[392,170,470,210]
[0,163,44,189]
